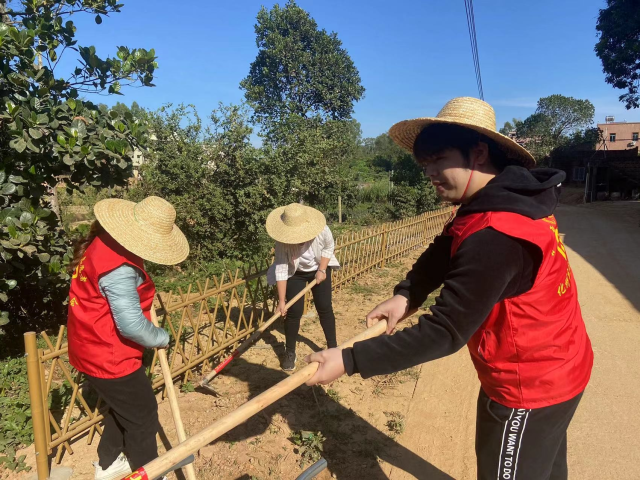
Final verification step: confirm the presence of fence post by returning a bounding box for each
[24,332,50,480]
[338,196,342,224]
[423,213,430,244]
[380,223,388,268]
[39,357,51,451]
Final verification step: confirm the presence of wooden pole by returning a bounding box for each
[151,309,198,480]
[380,223,389,268]
[24,332,50,480]
[200,280,317,386]
[338,196,342,224]
[126,320,388,480]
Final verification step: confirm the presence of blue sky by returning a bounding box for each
[57,0,640,139]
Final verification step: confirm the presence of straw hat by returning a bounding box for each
[389,97,535,169]
[265,203,326,244]
[94,196,189,265]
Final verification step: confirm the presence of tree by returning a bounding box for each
[0,0,156,336]
[140,104,290,263]
[535,95,595,143]
[239,1,365,217]
[516,95,595,162]
[240,0,365,128]
[516,113,556,160]
[568,127,604,149]
[109,101,146,120]
[389,155,438,219]
[499,118,521,136]
[595,0,640,109]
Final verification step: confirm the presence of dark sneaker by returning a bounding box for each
[281,350,297,371]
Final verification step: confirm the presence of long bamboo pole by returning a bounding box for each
[150,309,197,480]
[125,320,388,480]
[200,279,317,387]
[24,332,50,480]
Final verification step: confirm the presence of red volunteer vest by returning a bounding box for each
[447,212,593,409]
[67,233,156,379]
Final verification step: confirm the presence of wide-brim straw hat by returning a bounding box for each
[389,97,535,169]
[94,196,189,265]
[266,203,326,244]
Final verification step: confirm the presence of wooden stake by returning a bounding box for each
[126,320,388,480]
[380,223,389,268]
[338,196,342,223]
[24,332,50,480]
[151,309,197,480]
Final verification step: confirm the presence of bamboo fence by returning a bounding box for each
[23,205,454,479]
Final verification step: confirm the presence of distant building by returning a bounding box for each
[130,134,157,180]
[550,144,639,202]
[505,130,529,148]
[130,147,146,181]
[598,117,640,151]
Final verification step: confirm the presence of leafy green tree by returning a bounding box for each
[499,118,522,136]
[140,104,287,263]
[568,127,604,149]
[595,0,640,109]
[0,0,156,337]
[240,1,365,218]
[259,114,360,213]
[516,113,557,161]
[389,154,438,219]
[368,133,405,172]
[517,95,595,162]
[108,101,146,120]
[535,95,595,142]
[240,0,365,127]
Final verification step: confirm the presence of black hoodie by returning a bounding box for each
[342,166,566,378]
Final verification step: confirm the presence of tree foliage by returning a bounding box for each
[516,95,595,162]
[138,104,288,262]
[535,95,595,142]
[595,0,640,109]
[238,0,366,222]
[240,0,365,129]
[498,118,521,136]
[389,154,438,219]
[0,0,156,335]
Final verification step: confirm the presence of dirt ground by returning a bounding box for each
[11,201,640,479]
[12,253,439,480]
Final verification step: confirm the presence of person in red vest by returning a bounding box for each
[305,97,593,480]
[67,196,189,480]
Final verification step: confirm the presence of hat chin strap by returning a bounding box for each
[444,161,476,229]
[457,161,476,204]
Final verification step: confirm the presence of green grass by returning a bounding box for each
[326,388,342,402]
[384,411,405,438]
[349,282,378,296]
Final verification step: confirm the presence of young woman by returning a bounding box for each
[67,196,189,480]
[266,203,340,371]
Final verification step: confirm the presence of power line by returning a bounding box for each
[464,0,484,100]
[464,0,480,97]
[465,0,483,100]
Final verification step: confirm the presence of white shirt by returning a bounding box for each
[297,241,318,272]
[267,225,341,285]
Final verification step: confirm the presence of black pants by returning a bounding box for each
[476,388,583,480]
[285,268,337,351]
[86,366,159,470]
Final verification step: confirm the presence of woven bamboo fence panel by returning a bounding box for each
[25,205,454,466]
